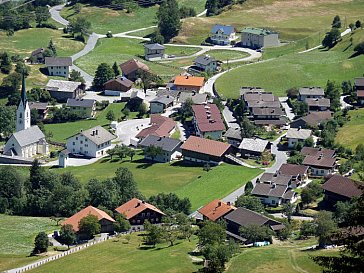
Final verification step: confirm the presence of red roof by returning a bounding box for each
[357,90,364,98]
[303,155,336,168]
[62,206,115,232]
[181,136,231,157]
[198,199,236,221]
[136,114,176,139]
[322,175,362,198]
[115,198,165,219]
[120,59,149,76]
[192,104,225,133]
[174,75,204,87]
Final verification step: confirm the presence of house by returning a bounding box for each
[210,24,236,45]
[173,75,205,93]
[224,127,243,148]
[278,163,309,187]
[286,127,312,148]
[224,207,284,241]
[4,75,48,158]
[29,102,49,120]
[240,87,265,100]
[241,28,279,49]
[45,57,72,78]
[290,111,333,129]
[127,90,146,111]
[120,59,150,81]
[241,89,281,112]
[306,98,331,111]
[30,48,45,64]
[251,107,287,126]
[303,154,336,177]
[251,182,297,206]
[238,138,270,158]
[58,149,70,168]
[322,175,362,206]
[66,98,96,118]
[355,77,364,105]
[136,114,176,139]
[198,199,236,222]
[193,55,218,72]
[139,135,182,162]
[62,206,115,234]
[298,87,325,101]
[192,103,225,140]
[181,136,231,165]
[66,126,116,158]
[149,95,174,114]
[178,92,208,105]
[45,79,85,102]
[104,77,133,96]
[258,173,292,187]
[301,147,335,158]
[115,198,165,225]
[144,43,165,61]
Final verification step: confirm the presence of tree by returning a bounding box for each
[161,217,177,246]
[144,220,163,247]
[69,70,85,83]
[304,136,314,147]
[240,117,256,138]
[283,202,295,223]
[332,15,342,28]
[287,153,305,164]
[34,232,49,253]
[74,3,82,13]
[144,145,163,162]
[127,148,136,162]
[178,98,193,121]
[59,224,76,249]
[299,221,316,239]
[235,196,264,213]
[112,62,120,76]
[240,224,273,243]
[78,214,101,239]
[137,70,157,93]
[355,20,361,29]
[15,61,30,76]
[341,80,353,95]
[354,42,364,56]
[201,241,238,273]
[114,213,131,232]
[0,52,12,74]
[150,29,164,44]
[86,178,117,209]
[322,28,341,48]
[0,106,15,138]
[93,63,115,90]
[106,110,115,122]
[113,167,140,204]
[315,211,337,248]
[325,80,341,111]
[137,102,148,118]
[205,0,219,16]
[301,182,323,207]
[35,6,50,26]
[179,6,196,18]
[244,181,254,195]
[69,17,91,36]
[0,166,25,214]
[198,221,226,246]
[122,107,130,120]
[107,148,116,160]
[148,193,191,215]
[175,213,193,241]
[157,0,181,42]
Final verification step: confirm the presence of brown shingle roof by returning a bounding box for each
[303,155,336,168]
[198,199,236,221]
[104,77,133,88]
[301,147,335,158]
[120,59,150,76]
[322,175,362,198]
[306,98,331,107]
[357,90,364,98]
[115,198,165,219]
[136,115,176,139]
[192,104,225,133]
[296,111,333,126]
[252,107,284,116]
[260,173,291,186]
[251,183,288,198]
[181,136,231,157]
[278,163,309,177]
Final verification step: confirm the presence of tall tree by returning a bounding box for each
[47,39,57,56]
[0,52,12,74]
[59,224,76,249]
[69,70,85,83]
[112,62,120,76]
[315,211,337,248]
[0,106,16,138]
[157,0,181,42]
[69,17,91,36]
[235,196,264,213]
[113,167,140,204]
[325,80,341,111]
[78,214,101,239]
[34,232,49,253]
[144,145,163,162]
[322,28,341,48]
[93,63,115,90]
[35,6,50,26]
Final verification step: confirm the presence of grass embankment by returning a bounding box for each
[215,28,364,98]
[336,107,364,150]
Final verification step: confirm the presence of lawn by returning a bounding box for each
[29,234,201,273]
[215,28,364,98]
[0,28,84,58]
[336,107,364,150]
[175,0,364,45]
[206,49,249,61]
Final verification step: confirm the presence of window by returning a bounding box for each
[73,142,75,145]
[272,200,276,205]
[80,141,83,144]
[19,113,22,118]
[85,139,88,142]
[76,137,78,140]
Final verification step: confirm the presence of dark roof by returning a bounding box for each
[248,100,281,109]
[292,111,333,127]
[240,87,265,96]
[198,199,236,221]
[243,92,275,103]
[195,55,216,65]
[144,43,165,50]
[211,24,235,35]
[260,173,291,186]
[66,98,95,108]
[192,103,225,133]
[251,183,288,198]
[224,207,281,228]
[178,92,207,104]
[322,175,362,198]
[224,127,243,141]
[306,98,331,107]
[278,164,309,177]
[139,135,181,152]
[301,147,335,158]
[29,102,48,111]
[354,77,364,87]
[252,107,284,116]
[104,77,133,88]
[45,57,72,66]
[120,59,150,76]
[31,48,45,56]
[181,136,231,157]
[253,117,288,126]
[150,95,174,106]
[303,155,336,168]
[299,87,324,96]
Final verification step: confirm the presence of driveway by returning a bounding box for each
[116,118,150,145]
[279,97,295,121]
[270,213,314,221]
[222,105,240,128]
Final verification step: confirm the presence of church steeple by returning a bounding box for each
[16,73,31,132]
[20,73,27,106]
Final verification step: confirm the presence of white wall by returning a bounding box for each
[66,134,112,158]
[47,66,70,78]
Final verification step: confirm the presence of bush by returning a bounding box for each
[75,34,85,43]
[37,23,57,29]
[106,31,113,38]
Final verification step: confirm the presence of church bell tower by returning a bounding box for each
[16,74,31,132]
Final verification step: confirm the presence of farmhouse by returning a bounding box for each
[193,55,218,72]
[66,126,116,158]
[139,135,182,163]
[198,199,236,222]
[303,154,336,177]
[63,206,115,234]
[136,114,176,139]
[104,77,133,96]
[251,182,297,207]
[181,136,231,165]
[241,28,279,49]
[173,75,205,93]
[120,59,150,81]
[45,79,85,102]
[238,138,270,158]
[278,163,309,187]
[144,43,165,61]
[306,98,331,111]
[322,175,362,206]
[355,77,364,105]
[298,87,325,101]
[30,48,45,64]
[286,128,312,148]
[210,24,236,45]
[66,98,96,118]
[149,95,174,114]
[192,103,225,140]
[29,102,49,120]
[290,111,333,129]
[115,198,165,225]
[45,57,72,78]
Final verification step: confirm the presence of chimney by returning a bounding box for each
[298,126,301,131]
[272,183,276,189]
[92,130,95,136]
[217,201,222,207]
[226,201,231,206]
[95,129,98,135]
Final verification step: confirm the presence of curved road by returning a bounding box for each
[49,4,69,26]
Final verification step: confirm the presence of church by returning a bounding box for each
[3,75,49,158]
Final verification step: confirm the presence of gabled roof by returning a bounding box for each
[224,207,282,228]
[357,90,364,98]
[104,77,133,88]
[29,102,48,111]
[303,155,336,168]
[292,111,333,127]
[211,24,235,35]
[11,126,45,147]
[46,79,82,93]
[115,198,165,220]
[192,103,225,133]
[66,98,95,108]
[139,135,181,152]
[195,55,216,66]
[240,87,265,96]
[260,173,291,186]
[306,98,331,107]
[247,100,281,109]
[63,206,115,232]
[150,95,174,106]
[71,126,115,145]
[243,92,276,103]
[301,147,335,158]
[252,183,288,198]
[174,75,204,87]
[136,115,176,139]
[178,92,207,104]
[252,107,284,116]
[31,48,45,56]
[198,199,236,221]
[286,128,312,140]
[322,175,362,198]
[181,136,231,157]
[278,163,309,177]
[239,138,269,153]
[45,57,72,67]
[299,87,324,96]
[120,59,150,76]
[224,127,243,141]
[144,43,165,50]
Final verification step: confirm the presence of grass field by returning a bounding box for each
[336,108,364,150]
[215,28,364,98]
[29,234,201,273]
[175,0,364,45]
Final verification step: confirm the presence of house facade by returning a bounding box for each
[286,128,312,148]
[193,55,218,72]
[139,135,182,163]
[241,28,279,49]
[150,96,174,114]
[238,138,270,158]
[173,75,205,93]
[45,57,72,78]
[66,98,96,118]
[144,43,165,61]
[192,103,225,140]
[298,87,325,101]
[251,183,297,206]
[104,77,133,96]
[303,155,336,177]
[29,102,49,120]
[306,98,331,111]
[210,24,236,45]
[46,79,85,102]
[355,77,364,105]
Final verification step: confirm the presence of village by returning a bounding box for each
[0,0,363,273]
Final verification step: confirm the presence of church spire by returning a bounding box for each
[20,72,27,106]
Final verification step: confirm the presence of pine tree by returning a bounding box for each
[157,0,181,43]
[47,39,57,56]
[112,62,120,76]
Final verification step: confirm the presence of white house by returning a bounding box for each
[45,57,72,78]
[210,24,236,45]
[58,149,70,168]
[286,128,312,148]
[298,87,325,101]
[251,183,297,207]
[241,28,279,49]
[66,126,116,158]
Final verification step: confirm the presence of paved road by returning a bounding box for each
[271,213,314,221]
[222,105,240,129]
[279,97,295,121]
[116,118,150,145]
[49,4,69,26]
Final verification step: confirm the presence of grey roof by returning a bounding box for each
[355,77,364,87]
[243,92,275,103]
[144,43,165,50]
[299,87,324,96]
[150,95,174,106]
[195,55,216,66]
[45,57,72,67]
[46,79,82,93]
[248,100,281,109]
[78,126,116,145]
[251,183,288,198]
[252,107,284,116]
[260,173,291,186]
[178,92,208,104]
[29,102,48,110]
[224,207,281,228]
[238,138,269,153]
[130,90,145,100]
[67,98,95,108]
[283,189,296,200]
[240,87,265,96]
[211,24,235,35]
[286,128,312,140]
[139,135,182,152]
[253,117,288,126]
[12,126,45,147]
[306,98,331,107]
[242,27,278,36]
[301,147,335,158]
[224,127,243,141]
